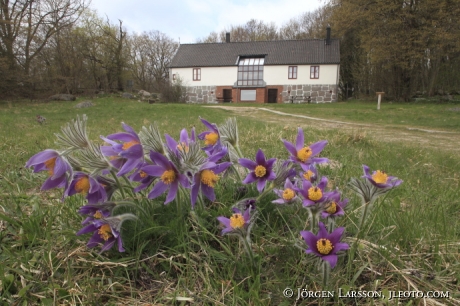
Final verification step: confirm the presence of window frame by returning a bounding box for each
[237,57,264,87]
[310,66,319,79]
[288,66,298,79]
[193,68,201,81]
[172,74,176,81]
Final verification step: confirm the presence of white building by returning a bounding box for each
[169,27,340,103]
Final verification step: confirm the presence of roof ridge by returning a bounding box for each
[180,38,339,46]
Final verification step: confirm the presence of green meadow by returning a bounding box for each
[0,97,459,305]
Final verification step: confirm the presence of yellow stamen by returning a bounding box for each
[44,157,57,176]
[297,146,312,162]
[200,169,219,187]
[308,187,322,201]
[75,176,90,195]
[326,202,337,214]
[177,142,190,153]
[161,169,176,185]
[229,213,245,229]
[372,170,388,184]
[93,211,103,219]
[98,224,113,241]
[282,188,295,201]
[139,170,147,178]
[122,140,140,150]
[204,132,219,146]
[254,165,267,178]
[316,238,333,255]
[303,170,314,181]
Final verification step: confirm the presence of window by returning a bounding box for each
[241,89,256,101]
[172,74,176,81]
[288,66,297,79]
[237,57,264,86]
[310,66,319,79]
[193,68,201,81]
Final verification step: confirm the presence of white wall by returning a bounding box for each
[264,64,339,85]
[172,67,237,86]
[172,64,339,86]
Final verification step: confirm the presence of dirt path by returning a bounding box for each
[206,106,460,152]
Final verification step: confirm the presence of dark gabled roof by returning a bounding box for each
[169,39,340,68]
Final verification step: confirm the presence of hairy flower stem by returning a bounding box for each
[256,184,275,202]
[240,234,256,268]
[321,260,331,289]
[110,170,126,199]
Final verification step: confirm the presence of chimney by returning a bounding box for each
[326,25,331,45]
[226,32,230,43]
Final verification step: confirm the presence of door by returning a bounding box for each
[223,89,232,102]
[267,89,277,103]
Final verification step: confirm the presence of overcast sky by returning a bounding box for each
[89,0,323,43]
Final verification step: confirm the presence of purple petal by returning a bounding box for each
[309,140,328,156]
[200,118,218,132]
[255,149,266,165]
[164,181,178,204]
[25,149,58,168]
[87,233,104,248]
[148,181,168,199]
[76,224,98,236]
[122,122,138,137]
[239,158,257,170]
[317,222,328,238]
[322,254,338,268]
[256,178,266,193]
[117,235,125,252]
[190,178,200,207]
[142,165,166,177]
[117,158,140,176]
[41,176,66,190]
[362,165,371,176]
[329,227,345,245]
[317,177,328,190]
[242,172,258,184]
[107,132,137,142]
[119,144,143,159]
[201,184,215,201]
[282,140,297,157]
[149,152,171,170]
[217,216,231,227]
[100,238,116,252]
[300,230,318,251]
[165,134,178,152]
[295,128,305,150]
[334,242,349,253]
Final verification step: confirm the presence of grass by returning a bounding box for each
[261,100,460,132]
[1,96,459,305]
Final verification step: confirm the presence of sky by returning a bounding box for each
[89,0,323,44]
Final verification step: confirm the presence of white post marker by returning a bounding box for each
[376,92,384,110]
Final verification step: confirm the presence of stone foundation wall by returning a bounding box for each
[184,84,338,103]
[281,84,338,103]
[185,85,217,103]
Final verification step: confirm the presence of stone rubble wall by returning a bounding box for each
[185,85,217,103]
[281,84,338,103]
[184,84,338,103]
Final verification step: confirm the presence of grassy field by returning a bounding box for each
[263,100,460,132]
[0,96,459,305]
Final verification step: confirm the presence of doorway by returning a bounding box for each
[223,89,232,102]
[267,89,277,103]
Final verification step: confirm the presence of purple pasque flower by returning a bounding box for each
[101,123,144,176]
[300,222,349,268]
[78,201,116,225]
[282,127,328,170]
[190,149,231,208]
[65,172,107,204]
[239,149,277,193]
[142,151,190,204]
[320,190,348,219]
[296,176,329,207]
[362,165,403,189]
[76,213,135,253]
[217,207,251,235]
[25,149,72,191]
[129,161,156,192]
[272,178,299,205]
[300,163,318,183]
[198,118,222,153]
[165,128,196,156]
